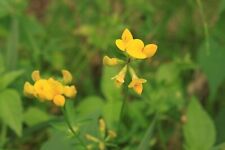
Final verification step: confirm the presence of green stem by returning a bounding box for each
[196,0,210,55]
[118,58,131,131]
[118,80,129,132]
[61,106,86,148]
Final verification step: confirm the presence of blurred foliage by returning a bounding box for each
[0,0,225,149]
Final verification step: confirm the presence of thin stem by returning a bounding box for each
[61,106,86,148]
[196,0,210,55]
[118,58,131,131]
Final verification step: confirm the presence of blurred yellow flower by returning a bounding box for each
[31,70,41,81]
[99,118,106,134]
[103,56,123,66]
[112,65,127,87]
[108,130,117,139]
[24,82,36,97]
[62,69,73,84]
[63,85,77,98]
[24,70,77,107]
[85,118,117,150]
[128,67,147,95]
[115,28,133,51]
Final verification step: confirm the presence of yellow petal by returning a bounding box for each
[85,134,100,143]
[108,130,117,139]
[126,39,146,59]
[143,44,157,58]
[62,70,73,84]
[53,95,65,106]
[32,70,41,81]
[63,85,77,98]
[48,78,64,95]
[99,118,106,134]
[34,79,54,101]
[115,39,126,51]
[122,28,133,42]
[112,66,127,87]
[99,142,105,150]
[134,84,143,95]
[24,82,36,97]
[103,56,119,66]
[128,78,147,95]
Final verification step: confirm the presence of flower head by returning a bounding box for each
[103,28,157,95]
[112,65,127,87]
[128,67,147,95]
[24,70,77,107]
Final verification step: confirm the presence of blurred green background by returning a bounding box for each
[0,0,225,149]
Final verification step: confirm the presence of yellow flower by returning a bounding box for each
[99,142,105,150]
[63,85,77,98]
[24,82,36,97]
[53,95,65,106]
[24,70,77,107]
[62,70,73,84]
[32,70,41,81]
[34,79,54,101]
[112,65,127,87]
[126,39,157,59]
[108,130,117,139]
[103,56,123,66]
[115,28,133,51]
[128,67,146,95]
[99,118,106,134]
[85,134,100,143]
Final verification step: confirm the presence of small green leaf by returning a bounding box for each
[77,96,104,116]
[0,89,23,136]
[198,39,225,100]
[183,97,216,150]
[23,107,51,126]
[41,130,76,150]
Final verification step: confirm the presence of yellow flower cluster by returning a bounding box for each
[24,70,77,106]
[103,28,157,95]
[85,118,117,150]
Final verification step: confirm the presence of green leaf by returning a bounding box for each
[198,39,225,100]
[183,97,216,150]
[0,1,11,18]
[77,96,104,116]
[41,130,76,150]
[103,100,122,128]
[23,107,51,126]
[0,89,23,136]
[0,70,23,90]
[138,115,157,150]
